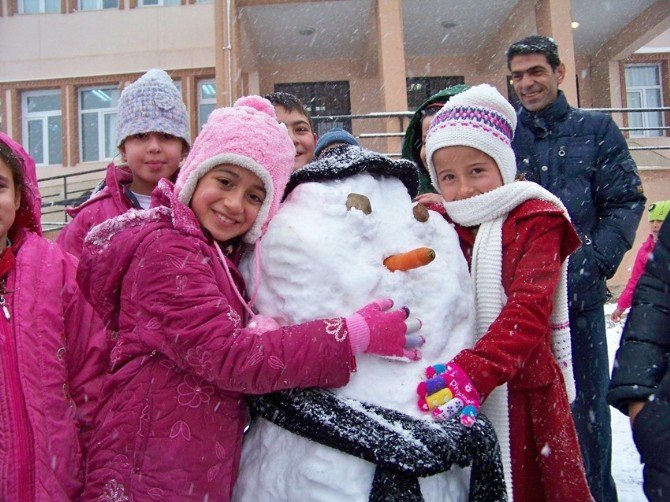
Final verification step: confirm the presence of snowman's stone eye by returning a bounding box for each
[345,193,372,215]
[413,204,429,222]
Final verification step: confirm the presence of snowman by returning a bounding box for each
[233,146,502,501]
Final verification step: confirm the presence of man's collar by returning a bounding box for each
[519,91,569,130]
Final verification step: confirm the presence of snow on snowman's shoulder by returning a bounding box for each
[86,206,172,253]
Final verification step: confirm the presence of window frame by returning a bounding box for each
[17,0,61,14]
[625,63,665,138]
[77,0,119,10]
[137,0,181,7]
[198,78,216,131]
[21,89,62,167]
[78,85,120,163]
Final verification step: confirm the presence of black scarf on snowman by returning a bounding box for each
[248,389,506,502]
[251,146,506,501]
[284,144,420,199]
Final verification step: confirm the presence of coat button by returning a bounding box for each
[541,165,548,171]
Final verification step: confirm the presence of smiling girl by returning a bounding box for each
[75,96,421,501]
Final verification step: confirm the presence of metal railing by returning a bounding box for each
[40,166,107,230]
[38,106,670,229]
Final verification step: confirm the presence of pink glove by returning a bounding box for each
[416,362,480,426]
[346,298,424,361]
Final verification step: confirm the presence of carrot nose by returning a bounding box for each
[383,247,435,272]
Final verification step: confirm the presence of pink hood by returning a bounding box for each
[1,131,41,236]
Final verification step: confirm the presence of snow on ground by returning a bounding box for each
[605,302,645,501]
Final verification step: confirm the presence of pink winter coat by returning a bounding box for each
[57,163,136,258]
[76,179,355,501]
[616,234,656,312]
[0,132,106,501]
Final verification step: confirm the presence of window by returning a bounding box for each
[138,0,180,6]
[18,0,60,13]
[274,81,351,136]
[406,76,465,110]
[198,79,216,131]
[625,64,664,138]
[22,90,62,166]
[79,87,120,162]
[78,0,119,10]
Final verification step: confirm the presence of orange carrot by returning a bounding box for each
[383,247,435,272]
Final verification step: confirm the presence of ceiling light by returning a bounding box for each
[298,27,315,36]
[571,21,580,29]
[440,21,457,29]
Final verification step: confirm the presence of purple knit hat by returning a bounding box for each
[174,95,295,244]
[115,69,191,148]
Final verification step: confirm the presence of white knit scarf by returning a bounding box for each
[444,181,576,501]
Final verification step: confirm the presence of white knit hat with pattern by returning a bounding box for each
[426,84,517,189]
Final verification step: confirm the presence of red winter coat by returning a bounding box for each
[76,179,355,501]
[57,163,136,258]
[616,234,656,312]
[0,132,107,500]
[450,199,592,502]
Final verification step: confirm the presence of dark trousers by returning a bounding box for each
[570,305,618,502]
[633,396,670,501]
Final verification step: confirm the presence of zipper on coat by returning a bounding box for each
[0,284,35,501]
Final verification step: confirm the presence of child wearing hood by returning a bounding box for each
[415,85,592,500]
[76,96,422,501]
[0,132,106,499]
[58,68,190,258]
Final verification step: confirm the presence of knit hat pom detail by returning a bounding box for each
[235,95,277,119]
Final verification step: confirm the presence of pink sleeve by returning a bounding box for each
[60,250,111,438]
[617,239,654,311]
[127,235,354,394]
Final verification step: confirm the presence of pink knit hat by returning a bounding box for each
[174,95,295,244]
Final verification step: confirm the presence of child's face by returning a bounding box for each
[190,164,266,243]
[433,146,503,202]
[0,159,20,252]
[650,220,663,241]
[120,132,185,195]
[274,105,316,171]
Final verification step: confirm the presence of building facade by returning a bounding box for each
[1,0,669,284]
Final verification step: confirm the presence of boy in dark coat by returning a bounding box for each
[609,217,670,502]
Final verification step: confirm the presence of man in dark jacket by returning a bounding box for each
[507,35,646,502]
[608,217,670,502]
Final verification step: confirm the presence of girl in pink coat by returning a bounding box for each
[76,96,422,501]
[611,199,670,322]
[0,132,105,500]
[58,69,191,258]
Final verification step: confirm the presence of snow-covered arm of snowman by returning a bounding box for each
[451,212,573,400]
[129,232,354,394]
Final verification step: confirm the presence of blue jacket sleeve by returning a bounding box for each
[591,115,646,278]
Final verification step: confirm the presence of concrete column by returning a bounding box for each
[534,0,578,106]
[375,0,408,153]
[214,0,242,107]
